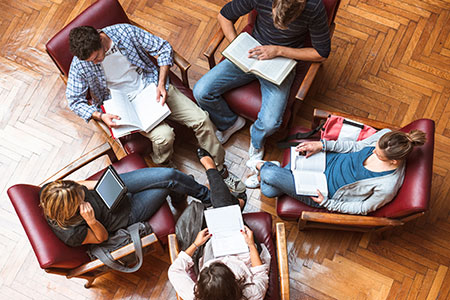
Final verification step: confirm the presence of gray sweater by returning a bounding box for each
[320,129,405,215]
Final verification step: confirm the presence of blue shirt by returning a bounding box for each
[66,23,173,122]
[324,147,395,198]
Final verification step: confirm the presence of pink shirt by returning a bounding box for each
[168,241,271,300]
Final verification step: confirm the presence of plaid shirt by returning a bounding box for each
[66,23,173,122]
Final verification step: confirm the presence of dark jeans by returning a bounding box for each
[206,169,239,208]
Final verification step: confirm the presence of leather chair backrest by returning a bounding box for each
[371,119,435,218]
[46,0,129,77]
[7,184,90,269]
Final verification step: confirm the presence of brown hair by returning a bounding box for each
[272,0,306,29]
[378,130,427,161]
[69,26,102,60]
[40,180,85,228]
[194,262,249,300]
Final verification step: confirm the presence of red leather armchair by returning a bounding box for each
[169,212,289,300]
[276,109,435,232]
[203,0,341,133]
[7,143,176,287]
[45,0,195,156]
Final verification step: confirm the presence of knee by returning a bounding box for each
[151,127,175,146]
[260,163,279,184]
[193,77,215,103]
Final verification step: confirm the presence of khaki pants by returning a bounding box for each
[140,84,225,168]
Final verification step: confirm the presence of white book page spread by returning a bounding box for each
[103,90,142,128]
[291,149,326,173]
[292,170,328,197]
[204,205,248,257]
[130,83,171,132]
[251,56,295,83]
[222,32,261,71]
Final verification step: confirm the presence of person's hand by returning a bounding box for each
[101,113,121,128]
[295,141,323,158]
[193,228,211,247]
[310,189,324,204]
[248,45,279,60]
[79,201,97,225]
[156,84,167,106]
[241,225,255,246]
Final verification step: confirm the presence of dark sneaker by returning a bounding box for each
[219,165,246,193]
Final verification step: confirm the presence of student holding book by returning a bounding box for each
[39,168,213,247]
[66,24,244,193]
[246,129,426,215]
[168,149,270,300]
[193,0,331,162]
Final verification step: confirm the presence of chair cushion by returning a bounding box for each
[243,212,279,300]
[277,119,435,221]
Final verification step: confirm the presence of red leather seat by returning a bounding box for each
[7,151,175,272]
[276,118,435,225]
[45,0,195,156]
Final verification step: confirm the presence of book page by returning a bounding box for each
[204,205,248,257]
[130,83,171,132]
[291,149,326,173]
[251,56,296,85]
[222,32,261,72]
[292,170,328,197]
[103,90,142,128]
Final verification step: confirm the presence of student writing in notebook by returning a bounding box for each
[246,129,426,215]
[168,148,270,300]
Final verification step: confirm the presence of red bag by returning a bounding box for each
[277,115,377,148]
[321,115,377,141]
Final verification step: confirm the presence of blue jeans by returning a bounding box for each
[121,168,211,224]
[259,162,321,208]
[193,59,296,149]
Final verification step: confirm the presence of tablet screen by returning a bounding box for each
[95,167,126,209]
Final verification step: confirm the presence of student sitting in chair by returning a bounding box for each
[246,129,426,215]
[40,168,211,247]
[168,148,270,300]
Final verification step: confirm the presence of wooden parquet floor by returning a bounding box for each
[1,0,449,299]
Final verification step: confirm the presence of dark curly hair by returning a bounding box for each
[69,26,102,60]
[194,262,249,300]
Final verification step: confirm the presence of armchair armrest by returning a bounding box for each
[40,142,118,185]
[276,222,289,300]
[67,233,158,278]
[203,26,226,69]
[313,109,401,130]
[299,211,403,230]
[173,52,191,88]
[295,62,322,101]
[168,234,183,300]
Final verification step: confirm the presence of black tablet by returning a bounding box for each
[94,165,128,210]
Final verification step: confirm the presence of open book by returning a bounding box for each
[102,83,171,139]
[222,32,297,85]
[290,148,328,197]
[204,205,248,257]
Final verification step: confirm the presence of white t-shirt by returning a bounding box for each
[102,42,147,99]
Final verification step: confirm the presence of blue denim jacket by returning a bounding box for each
[66,23,173,122]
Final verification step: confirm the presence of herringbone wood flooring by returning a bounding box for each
[1,0,449,299]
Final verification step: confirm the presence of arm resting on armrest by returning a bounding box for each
[276,222,289,300]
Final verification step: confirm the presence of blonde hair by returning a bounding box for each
[378,130,427,161]
[40,180,85,228]
[272,0,306,29]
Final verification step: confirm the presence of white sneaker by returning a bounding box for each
[245,174,260,189]
[246,160,281,173]
[248,143,265,161]
[215,116,246,144]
